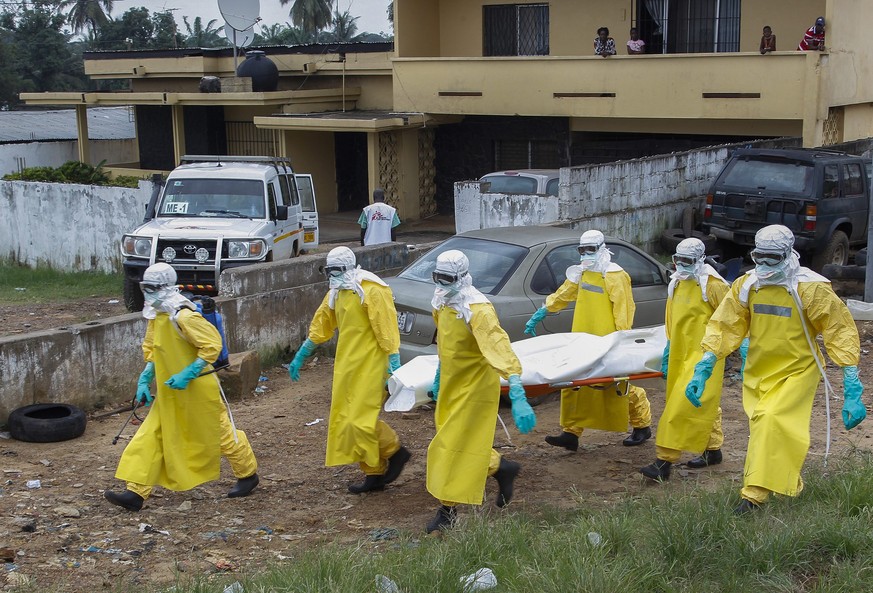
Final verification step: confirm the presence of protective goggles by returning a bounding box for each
[672,254,700,267]
[750,249,787,266]
[323,264,350,277]
[139,282,168,295]
[577,244,602,256]
[432,270,466,286]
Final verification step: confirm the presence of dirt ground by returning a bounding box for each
[3,283,873,592]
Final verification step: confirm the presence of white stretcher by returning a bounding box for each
[385,325,667,412]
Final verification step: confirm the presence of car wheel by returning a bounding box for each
[659,229,717,253]
[811,230,850,271]
[123,275,144,312]
[8,403,87,443]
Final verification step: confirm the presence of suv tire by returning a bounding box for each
[123,276,145,312]
[659,229,717,253]
[811,230,849,271]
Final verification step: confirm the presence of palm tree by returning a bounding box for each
[387,1,393,27]
[280,0,333,42]
[328,7,358,42]
[182,16,222,48]
[59,0,113,36]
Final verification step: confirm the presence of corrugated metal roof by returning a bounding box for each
[0,107,136,143]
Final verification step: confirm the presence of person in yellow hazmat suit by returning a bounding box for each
[686,225,865,514]
[288,246,411,494]
[524,229,653,450]
[426,250,537,533]
[105,263,259,511]
[640,237,730,482]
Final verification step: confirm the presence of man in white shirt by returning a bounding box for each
[359,188,401,246]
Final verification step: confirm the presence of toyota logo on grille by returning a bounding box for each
[183,244,198,254]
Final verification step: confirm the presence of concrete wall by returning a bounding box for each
[0,179,151,272]
[0,139,139,177]
[0,242,431,424]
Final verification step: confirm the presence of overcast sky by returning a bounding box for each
[110,0,393,38]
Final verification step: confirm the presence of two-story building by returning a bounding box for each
[22,0,873,220]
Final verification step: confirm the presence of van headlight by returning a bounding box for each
[227,240,266,259]
[122,235,152,258]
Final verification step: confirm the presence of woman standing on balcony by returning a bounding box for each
[595,27,616,57]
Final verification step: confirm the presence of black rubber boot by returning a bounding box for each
[426,505,457,533]
[493,458,521,508]
[734,498,759,515]
[687,449,723,468]
[545,431,579,451]
[640,459,672,482]
[228,473,259,498]
[104,489,144,511]
[348,474,385,494]
[383,446,411,485]
[622,426,652,446]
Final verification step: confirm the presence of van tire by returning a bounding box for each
[660,229,717,253]
[123,276,144,312]
[811,230,849,271]
[8,403,87,443]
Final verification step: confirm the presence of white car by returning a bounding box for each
[479,169,560,196]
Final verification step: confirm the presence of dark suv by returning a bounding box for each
[702,148,869,270]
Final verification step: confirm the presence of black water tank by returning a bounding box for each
[236,50,279,92]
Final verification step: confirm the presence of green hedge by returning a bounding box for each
[2,160,144,188]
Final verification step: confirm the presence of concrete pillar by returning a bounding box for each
[171,104,186,166]
[395,128,423,222]
[367,131,379,204]
[75,105,90,164]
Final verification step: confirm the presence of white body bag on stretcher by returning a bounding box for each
[385,325,667,412]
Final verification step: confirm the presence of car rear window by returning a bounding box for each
[719,158,814,195]
[398,237,528,295]
[480,175,539,194]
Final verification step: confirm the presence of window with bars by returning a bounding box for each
[225,121,279,156]
[483,3,549,57]
[494,139,559,170]
[641,0,740,54]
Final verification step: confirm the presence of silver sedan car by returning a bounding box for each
[386,226,670,362]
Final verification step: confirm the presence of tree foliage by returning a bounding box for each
[182,16,223,48]
[59,0,114,36]
[282,0,333,41]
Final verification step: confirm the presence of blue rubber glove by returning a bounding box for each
[524,306,549,337]
[660,340,670,379]
[508,374,536,434]
[288,338,317,382]
[738,337,750,380]
[136,362,155,406]
[842,365,866,430]
[388,352,401,375]
[429,364,441,401]
[685,351,717,408]
[165,358,208,390]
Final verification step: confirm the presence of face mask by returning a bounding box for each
[755,263,785,281]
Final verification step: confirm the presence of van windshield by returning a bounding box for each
[159,179,266,218]
[720,158,814,195]
[481,175,539,194]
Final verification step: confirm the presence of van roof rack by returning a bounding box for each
[180,154,293,167]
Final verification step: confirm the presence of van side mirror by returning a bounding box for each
[276,205,289,220]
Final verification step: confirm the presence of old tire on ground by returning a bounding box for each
[8,403,87,443]
[123,276,144,312]
[811,230,850,271]
[856,247,867,267]
[659,229,718,253]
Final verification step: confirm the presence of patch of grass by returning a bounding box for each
[0,262,121,304]
[152,452,873,593]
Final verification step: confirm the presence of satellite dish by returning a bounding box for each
[224,23,255,48]
[217,0,260,32]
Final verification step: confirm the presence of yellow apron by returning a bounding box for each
[309,283,400,469]
[560,271,630,433]
[658,279,726,453]
[115,311,223,491]
[427,303,520,505]
[742,285,822,496]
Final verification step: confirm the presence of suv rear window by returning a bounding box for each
[481,175,538,194]
[719,158,814,195]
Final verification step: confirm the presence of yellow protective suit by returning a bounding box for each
[656,277,729,462]
[427,302,521,506]
[545,269,652,434]
[116,309,257,495]
[308,281,401,475]
[702,277,860,500]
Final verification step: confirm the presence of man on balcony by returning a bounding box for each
[797,17,825,51]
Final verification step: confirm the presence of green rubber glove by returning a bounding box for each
[165,358,208,390]
[288,338,316,382]
[429,364,441,401]
[661,340,670,378]
[136,361,155,405]
[738,337,750,380]
[508,374,536,434]
[842,366,866,430]
[388,352,401,375]
[685,351,716,408]
[524,306,548,337]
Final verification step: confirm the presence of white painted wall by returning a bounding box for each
[0,180,153,273]
[0,139,138,176]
